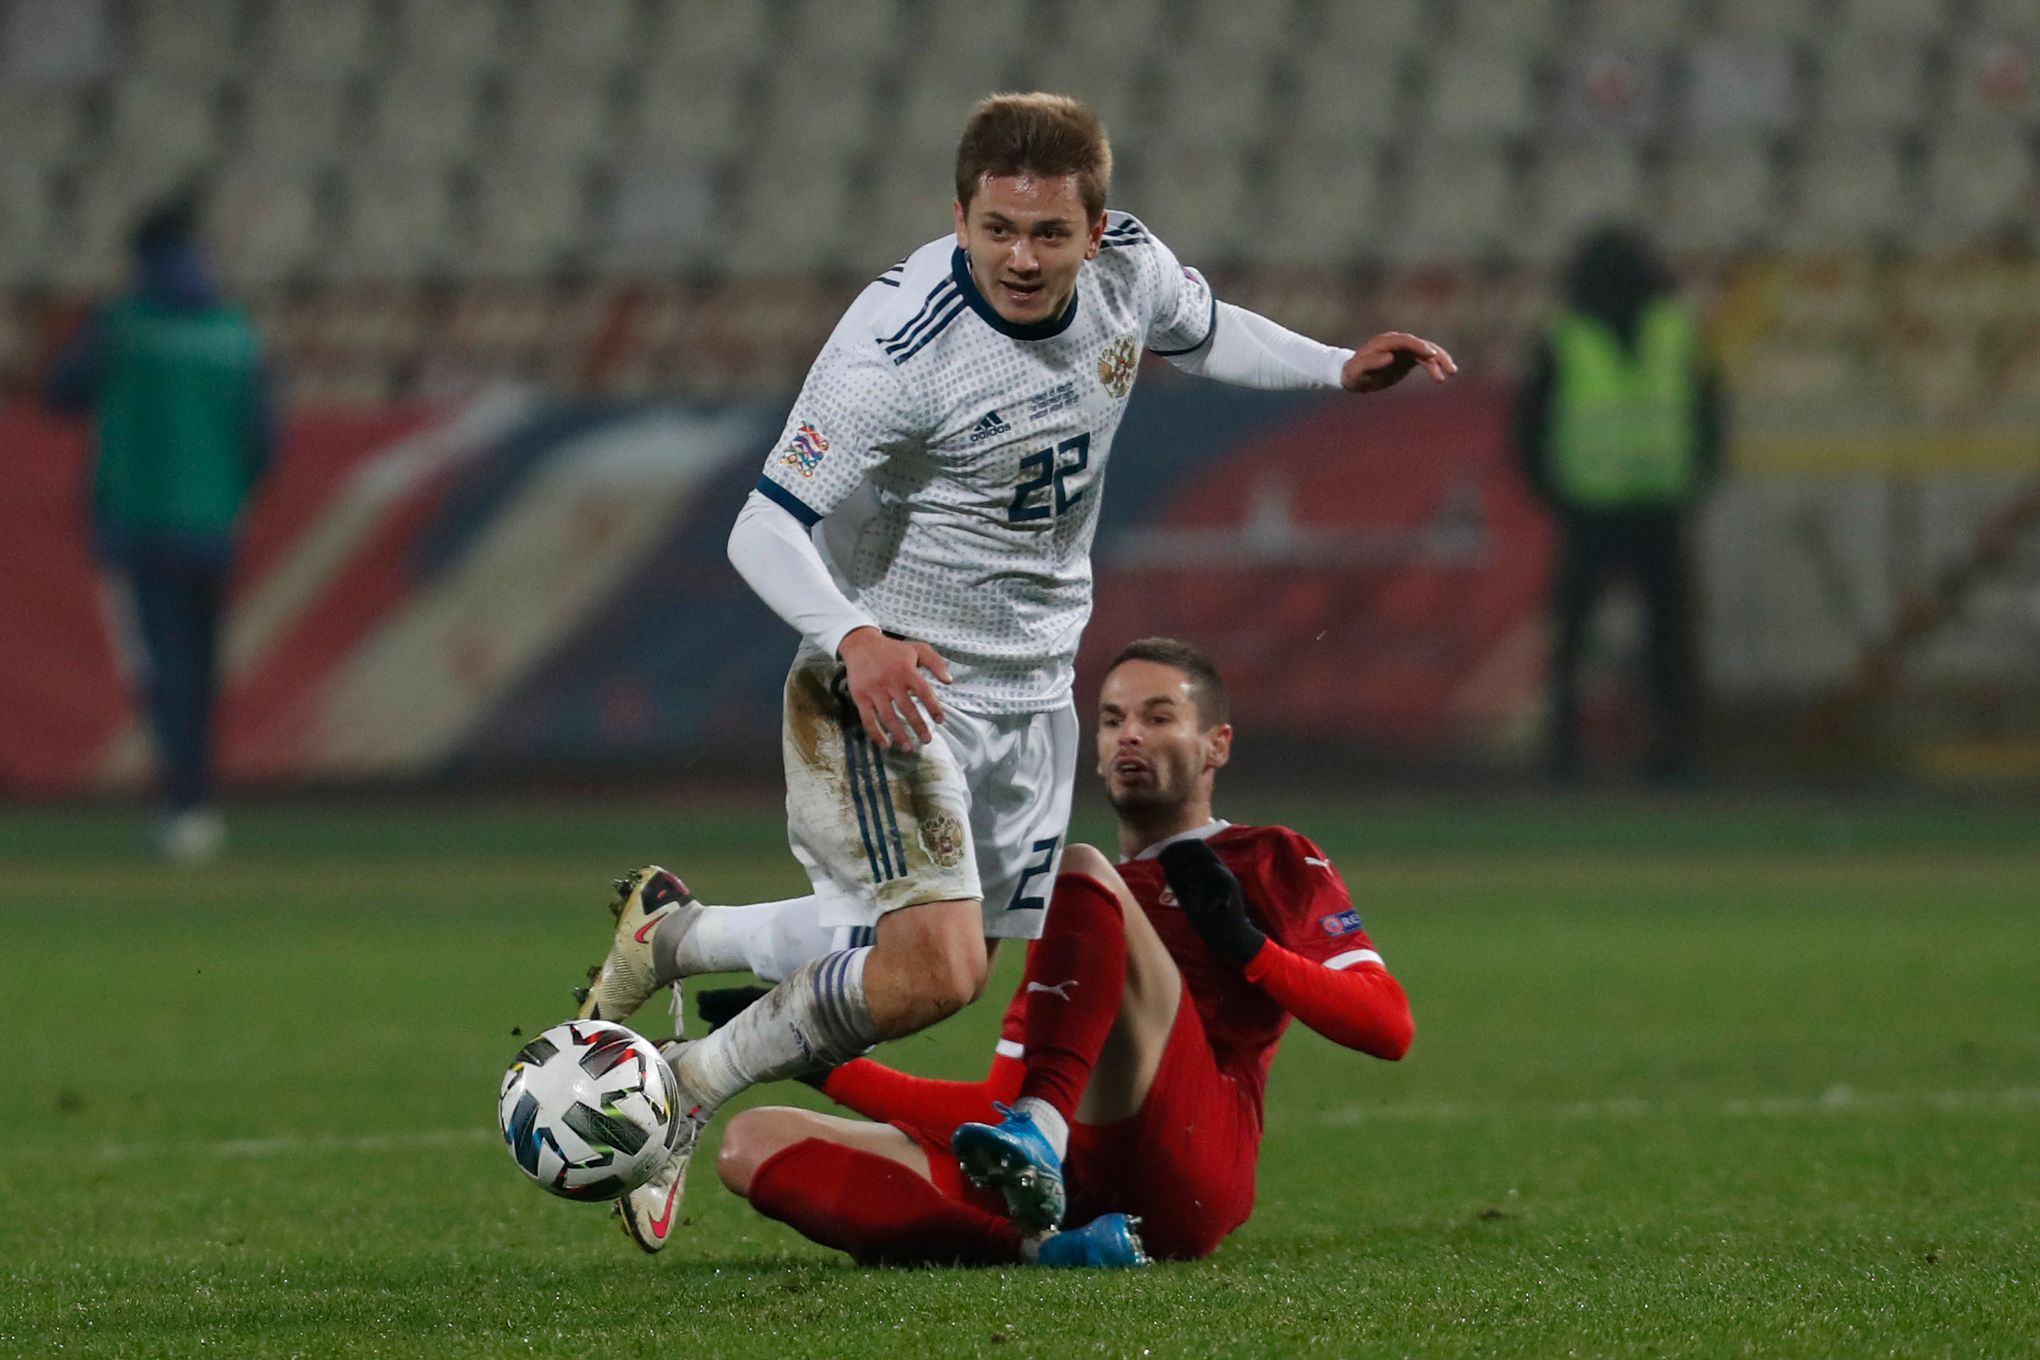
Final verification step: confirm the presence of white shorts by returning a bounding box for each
[780,648,1076,941]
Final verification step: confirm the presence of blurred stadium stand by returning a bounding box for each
[2,0,2038,791]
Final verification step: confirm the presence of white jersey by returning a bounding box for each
[754,212,1216,714]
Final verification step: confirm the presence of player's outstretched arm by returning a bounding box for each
[1341,332,1458,392]
[1163,302,1455,394]
[1158,840,1413,1060]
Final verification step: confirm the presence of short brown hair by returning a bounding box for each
[955,92,1112,222]
[1105,637,1230,729]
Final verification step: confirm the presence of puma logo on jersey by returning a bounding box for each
[1026,979,1079,1000]
[968,409,1012,443]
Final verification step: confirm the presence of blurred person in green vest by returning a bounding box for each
[1513,227,1722,784]
[45,193,276,860]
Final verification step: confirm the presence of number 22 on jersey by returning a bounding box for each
[1008,433,1091,524]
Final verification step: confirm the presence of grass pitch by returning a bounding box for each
[1,797,2036,1358]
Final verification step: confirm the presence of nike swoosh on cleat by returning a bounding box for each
[649,1179,680,1236]
[633,911,669,944]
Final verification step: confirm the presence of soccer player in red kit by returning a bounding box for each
[710,637,1414,1266]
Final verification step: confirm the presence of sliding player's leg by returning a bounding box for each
[1073,980,1261,1262]
[954,846,1183,1231]
[719,1108,1145,1268]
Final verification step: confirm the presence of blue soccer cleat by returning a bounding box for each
[1031,1213,1150,1269]
[952,1102,1067,1233]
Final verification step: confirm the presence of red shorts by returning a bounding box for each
[902,981,1260,1260]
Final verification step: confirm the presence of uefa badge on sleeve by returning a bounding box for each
[779,421,830,478]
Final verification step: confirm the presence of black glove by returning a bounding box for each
[695,985,773,1032]
[1157,839,1268,968]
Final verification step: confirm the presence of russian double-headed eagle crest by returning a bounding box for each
[1097,335,1138,399]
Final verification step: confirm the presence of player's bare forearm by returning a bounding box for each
[1340,333,1458,393]
[1244,942,1414,1059]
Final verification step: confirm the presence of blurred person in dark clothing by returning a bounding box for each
[45,194,276,860]
[1513,227,1723,783]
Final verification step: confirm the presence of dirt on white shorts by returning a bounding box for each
[781,647,1076,941]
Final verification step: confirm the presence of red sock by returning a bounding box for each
[747,1139,1024,1266]
[1015,872,1128,1126]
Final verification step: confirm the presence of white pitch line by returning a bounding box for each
[1317,1085,2040,1127]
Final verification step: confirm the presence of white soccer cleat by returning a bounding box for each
[574,866,698,1023]
[613,1040,707,1254]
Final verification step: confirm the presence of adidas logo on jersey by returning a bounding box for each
[968,409,1012,444]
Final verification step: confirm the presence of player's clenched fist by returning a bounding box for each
[1157,839,1269,968]
[1341,332,1458,393]
[838,626,951,750]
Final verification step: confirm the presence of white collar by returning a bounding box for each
[1133,819,1232,860]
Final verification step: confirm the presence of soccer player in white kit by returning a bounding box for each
[571,93,1456,1252]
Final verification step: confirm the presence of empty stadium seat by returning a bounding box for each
[603,154,727,271]
[784,0,904,66]
[1128,145,1256,264]
[485,71,621,172]
[523,0,642,78]
[234,73,355,172]
[333,166,464,277]
[1830,0,1952,40]
[1573,0,1701,47]
[1290,44,1409,149]
[1785,134,1911,247]
[1258,141,1388,268]
[1946,33,2038,129]
[0,87,85,168]
[208,169,325,285]
[726,156,859,275]
[625,67,751,163]
[1680,35,1800,138]
[1807,32,1930,134]
[122,0,244,77]
[251,0,377,79]
[1524,142,1654,259]
[1552,44,1670,137]
[1661,141,1778,254]
[0,165,56,285]
[1314,0,1426,59]
[639,0,776,81]
[388,0,503,78]
[1917,139,2038,247]
[103,74,224,170]
[1422,44,1543,139]
[1388,139,1517,263]
[1452,0,1563,51]
[357,64,485,169]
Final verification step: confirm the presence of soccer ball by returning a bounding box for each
[498,1020,683,1201]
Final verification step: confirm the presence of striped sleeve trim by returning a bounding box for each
[880,277,957,347]
[755,475,822,527]
[1323,948,1384,972]
[889,295,967,364]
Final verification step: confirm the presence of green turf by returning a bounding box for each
[2,800,2036,1358]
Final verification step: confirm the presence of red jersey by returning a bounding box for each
[1114,823,1383,1114]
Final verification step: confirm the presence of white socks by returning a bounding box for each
[1012,1096,1069,1160]
[655,895,837,983]
[672,947,877,1114]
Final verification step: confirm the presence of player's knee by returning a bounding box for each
[1059,842,1117,884]
[924,933,989,1011]
[716,1108,800,1198]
